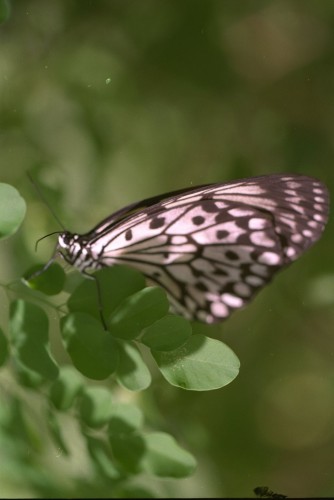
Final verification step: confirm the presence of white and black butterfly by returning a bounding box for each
[53,174,329,324]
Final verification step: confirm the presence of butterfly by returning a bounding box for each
[51,173,329,324]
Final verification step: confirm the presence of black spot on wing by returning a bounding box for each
[201,200,220,213]
[125,229,133,241]
[225,250,239,260]
[216,230,229,239]
[150,217,166,229]
[192,215,205,226]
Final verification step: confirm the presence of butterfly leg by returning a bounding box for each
[82,271,108,330]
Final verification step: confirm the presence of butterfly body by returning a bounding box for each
[57,174,329,324]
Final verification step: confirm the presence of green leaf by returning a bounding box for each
[9,300,59,380]
[141,314,192,351]
[49,366,83,411]
[12,357,45,388]
[109,287,169,340]
[22,263,66,295]
[60,312,119,380]
[0,0,10,24]
[79,386,113,428]
[63,271,85,295]
[108,403,144,436]
[46,407,70,456]
[0,183,26,240]
[116,341,151,391]
[1,397,37,450]
[141,432,197,478]
[68,266,145,321]
[109,433,146,474]
[0,327,9,367]
[86,436,121,480]
[110,431,196,478]
[152,334,240,391]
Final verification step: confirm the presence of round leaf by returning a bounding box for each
[9,300,59,380]
[23,262,66,295]
[68,266,145,321]
[61,312,119,380]
[12,357,45,388]
[108,403,144,436]
[116,341,151,391]
[141,314,192,351]
[0,183,26,240]
[152,334,240,391]
[49,366,83,411]
[79,386,113,428]
[86,436,120,480]
[141,432,197,478]
[109,433,145,474]
[109,287,169,340]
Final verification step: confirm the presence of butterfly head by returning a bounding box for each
[57,231,96,272]
[58,231,82,265]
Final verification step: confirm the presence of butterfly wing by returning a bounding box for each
[84,174,329,323]
[85,184,213,236]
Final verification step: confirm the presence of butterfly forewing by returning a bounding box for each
[61,174,329,324]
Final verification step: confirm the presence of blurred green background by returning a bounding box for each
[1,0,334,497]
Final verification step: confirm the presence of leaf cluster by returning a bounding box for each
[0,183,240,497]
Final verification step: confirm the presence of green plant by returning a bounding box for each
[0,183,239,498]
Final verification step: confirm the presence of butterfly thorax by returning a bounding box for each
[58,231,101,272]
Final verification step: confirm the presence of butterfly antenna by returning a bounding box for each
[27,172,66,230]
[35,231,63,252]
